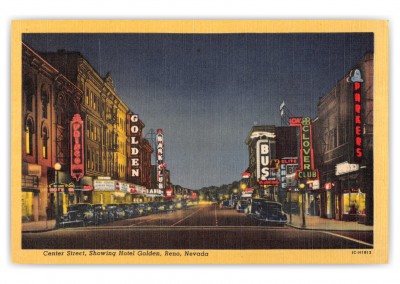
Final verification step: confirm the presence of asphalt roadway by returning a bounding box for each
[22,204,373,250]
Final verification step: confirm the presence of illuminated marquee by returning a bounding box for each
[256,136,278,185]
[289,117,319,180]
[256,139,270,181]
[130,114,140,177]
[157,129,164,190]
[70,114,84,181]
[351,69,364,162]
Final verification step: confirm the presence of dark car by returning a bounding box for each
[59,203,95,227]
[165,201,176,212]
[139,203,153,215]
[247,199,287,226]
[236,199,250,213]
[93,204,111,224]
[119,204,136,219]
[105,204,125,220]
[220,200,234,209]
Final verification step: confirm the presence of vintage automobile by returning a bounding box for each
[119,204,137,219]
[247,199,287,226]
[105,204,126,220]
[165,201,176,211]
[93,204,111,224]
[220,200,234,209]
[236,199,250,213]
[59,203,95,227]
[139,203,152,215]
[175,200,186,210]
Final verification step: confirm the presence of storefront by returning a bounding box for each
[92,179,147,204]
[335,162,366,222]
[22,163,41,222]
[341,188,366,221]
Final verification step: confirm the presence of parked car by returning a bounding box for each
[120,204,136,219]
[93,204,110,224]
[236,199,250,213]
[59,203,95,227]
[247,199,287,226]
[139,203,153,215]
[220,200,234,209]
[105,204,125,220]
[165,201,176,211]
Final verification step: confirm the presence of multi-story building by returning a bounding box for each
[314,52,373,225]
[22,43,82,221]
[126,112,153,202]
[41,50,130,204]
[244,125,298,203]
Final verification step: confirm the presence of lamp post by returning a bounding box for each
[299,182,306,228]
[288,188,292,224]
[54,162,61,226]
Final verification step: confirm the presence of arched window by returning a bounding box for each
[25,118,34,155]
[87,150,91,170]
[41,87,49,119]
[42,127,49,159]
[23,79,35,112]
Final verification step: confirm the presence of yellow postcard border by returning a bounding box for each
[11,20,388,264]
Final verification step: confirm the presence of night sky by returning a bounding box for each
[23,33,373,189]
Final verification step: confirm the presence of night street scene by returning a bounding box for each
[21,32,374,250]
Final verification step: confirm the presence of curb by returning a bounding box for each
[286,223,373,232]
[22,227,58,234]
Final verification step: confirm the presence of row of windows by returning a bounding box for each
[24,81,49,120]
[86,149,127,177]
[84,88,127,132]
[25,119,49,159]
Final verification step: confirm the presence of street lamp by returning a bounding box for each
[299,182,306,228]
[54,162,61,226]
[288,188,292,224]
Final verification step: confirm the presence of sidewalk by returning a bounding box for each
[287,215,373,231]
[22,220,57,233]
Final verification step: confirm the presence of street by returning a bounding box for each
[22,204,373,250]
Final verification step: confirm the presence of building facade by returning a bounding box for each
[41,50,130,204]
[314,52,373,225]
[22,43,82,221]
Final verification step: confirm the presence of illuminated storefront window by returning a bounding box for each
[343,190,366,215]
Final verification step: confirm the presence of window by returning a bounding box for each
[41,87,49,119]
[25,119,34,155]
[24,80,35,112]
[85,89,89,105]
[87,150,91,170]
[42,127,49,159]
[56,107,65,125]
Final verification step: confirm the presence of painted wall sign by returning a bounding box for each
[130,114,140,177]
[351,69,364,162]
[290,117,319,180]
[70,114,84,181]
[335,161,360,176]
[94,180,116,191]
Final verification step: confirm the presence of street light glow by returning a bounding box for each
[54,162,61,171]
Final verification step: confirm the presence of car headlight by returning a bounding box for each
[84,212,93,218]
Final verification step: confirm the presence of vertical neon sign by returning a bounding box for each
[351,69,364,162]
[289,117,318,180]
[130,114,140,177]
[157,129,164,190]
[70,114,84,181]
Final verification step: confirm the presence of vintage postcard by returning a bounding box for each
[11,20,388,264]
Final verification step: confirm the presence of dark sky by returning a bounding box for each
[23,33,373,189]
